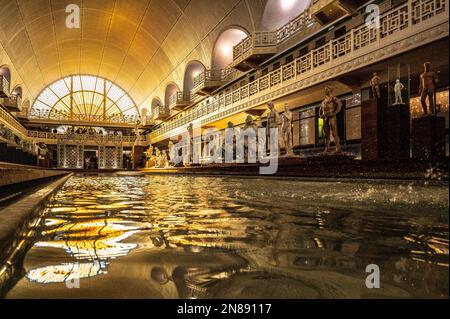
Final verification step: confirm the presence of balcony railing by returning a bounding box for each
[152,104,170,121]
[0,75,10,98]
[150,0,448,142]
[27,131,148,145]
[168,91,191,111]
[0,94,21,110]
[232,8,314,68]
[192,68,239,95]
[27,109,146,126]
[0,102,27,138]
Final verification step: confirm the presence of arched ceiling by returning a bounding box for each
[0,0,270,110]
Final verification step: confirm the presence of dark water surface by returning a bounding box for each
[4,175,449,298]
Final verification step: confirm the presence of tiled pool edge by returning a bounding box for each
[0,173,73,297]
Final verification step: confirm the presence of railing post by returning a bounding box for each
[408,0,413,29]
[329,41,334,62]
[350,29,354,56]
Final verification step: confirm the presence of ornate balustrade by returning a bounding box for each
[168,91,191,111]
[27,109,149,126]
[0,94,21,111]
[232,9,314,70]
[27,130,148,145]
[192,68,240,96]
[150,0,448,142]
[0,75,10,98]
[0,103,27,138]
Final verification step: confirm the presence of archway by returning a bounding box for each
[260,0,312,30]
[211,28,248,70]
[0,66,11,96]
[151,97,164,118]
[164,83,179,107]
[183,61,205,94]
[12,85,22,97]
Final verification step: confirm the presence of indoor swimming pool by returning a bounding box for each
[2,174,449,299]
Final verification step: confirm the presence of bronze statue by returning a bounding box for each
[266,101,280,149]
[319,86,343,154]
[281,104,294,156]
[371,72,381,99]
[419,62,439,116]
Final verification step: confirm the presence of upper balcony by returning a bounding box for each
[191,68,239,96]
[231,9,315,71]
[231,32,278,72]
[24,109,151,128]
[152,104,170,121]
[150,0,449,143]
[0,94,22,112]
[27,130,148,147]
[0,75,10,98]
[168,91,191,111]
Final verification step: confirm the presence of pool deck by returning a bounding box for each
[0,162,71,188]
[140,157,449,181]
[0,173,73,266]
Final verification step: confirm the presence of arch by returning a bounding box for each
[151,97,163,114]
[0,65,11,82]
[260,0,312,30]
[183,61,205,93]
[31,75,139,119]
[211,27,248,70]
[0,65,11,94]
[12,85,22,97]
[164,82,180,106]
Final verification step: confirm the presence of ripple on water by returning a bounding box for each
[3,175,449,299]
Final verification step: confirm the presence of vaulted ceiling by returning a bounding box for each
[0,0,310,110]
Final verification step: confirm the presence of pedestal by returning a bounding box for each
[361,99,410,161]
[132,145,146,169]
[412,115,445,160]
[361,98,387,161]
[386,103,410,160]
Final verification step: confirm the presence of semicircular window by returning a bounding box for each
[31,75,139,123]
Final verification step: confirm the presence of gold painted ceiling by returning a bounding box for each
[0,0,269,110]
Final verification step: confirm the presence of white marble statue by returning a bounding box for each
[393,79,405,105]
[168,141,175,163]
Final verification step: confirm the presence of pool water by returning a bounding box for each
[3,175,449,299]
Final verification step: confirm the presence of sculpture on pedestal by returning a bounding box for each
[186,123,194,164]
[393,79,405,105]
[419,62,439,116]
[371,72,381,99]
[144,144,155,168]
[266,101,280,149]
[281,104,294,157]
[154,147,161,167]
[168,141,175,163]
[319,86,343,154]
[242,115,258,160]
[157,150,168,168]
[134,120,141,143]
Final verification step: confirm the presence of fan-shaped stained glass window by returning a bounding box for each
[30,75,139,123]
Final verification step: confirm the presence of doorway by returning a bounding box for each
[84,150,98,170]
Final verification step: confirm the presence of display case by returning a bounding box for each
[387,63,411,107]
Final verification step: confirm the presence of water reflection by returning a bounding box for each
[4,175,449,298]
